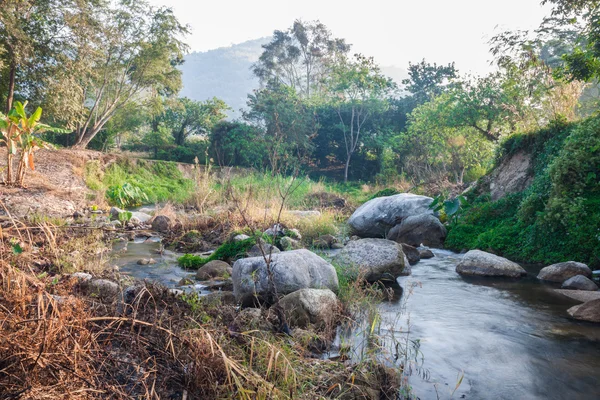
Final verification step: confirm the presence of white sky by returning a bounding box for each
[149,0,551,75]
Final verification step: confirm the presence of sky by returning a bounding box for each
[149,0,551,75]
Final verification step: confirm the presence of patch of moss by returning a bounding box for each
[177,238,257,269]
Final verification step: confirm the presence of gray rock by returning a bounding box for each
[247,242,280,258]
[195,260,232,280]
[567,299,600,323]
[151,215,172,233]
[401,243,420,265]
[331,242,345,250]
[334,238,408,282]
[82,279,120,302]
[232,249,339,305]
[538,261,592,283]
[71,272,92,282]
[110,220,122,228]
[131,211,152,223]
[264,224,284,237]
[456,250,526,278]
[284,228,302,240]
[313,234,337,249]
[129,217,141,226]
[561,275,598,291]
[233,234,251,241]
[348,193,434,238]
[110,206,126,218]
[419,248,435,259]
[137,258,156,265]
[388,213,447,247]
[553,289,600,303]
[279,288,340,330]
[234,308,273,331]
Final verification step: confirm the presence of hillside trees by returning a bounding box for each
[253,19,351,99]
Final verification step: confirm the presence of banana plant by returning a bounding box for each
[1,101,68,187]
[0,108,23,185]
[429,193,468,224]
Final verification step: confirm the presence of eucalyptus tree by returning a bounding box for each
[253,19,351,99]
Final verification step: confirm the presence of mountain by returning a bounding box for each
[180,38,408,117]
[179,38,268,118]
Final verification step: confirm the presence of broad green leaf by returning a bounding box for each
[29,107,42,126]
[444,198,460,216]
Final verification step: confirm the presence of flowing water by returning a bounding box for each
[388,249,600,400]
[113,240,600,399]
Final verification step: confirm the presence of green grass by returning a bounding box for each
[178,238,257,269]
[85,158,195,206]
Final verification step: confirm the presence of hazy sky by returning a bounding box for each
[149,0,551,75]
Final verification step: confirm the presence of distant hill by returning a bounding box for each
[180,38,268,118]
[180,38,408,117]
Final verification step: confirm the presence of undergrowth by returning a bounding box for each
[447,115,600,267]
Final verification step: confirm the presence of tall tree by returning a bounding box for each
[70,0,189,148]
[253,20,350,99]
[401,60,458,106]
[328,54,395,182]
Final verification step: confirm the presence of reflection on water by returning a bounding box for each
[389,250,600,400]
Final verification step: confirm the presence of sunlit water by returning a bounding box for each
[113,241,600,399]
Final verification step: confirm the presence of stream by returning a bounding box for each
[112,239,600,400]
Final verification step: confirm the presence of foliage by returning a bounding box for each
[368,188,400,200]
[0,101,66,186]
[446,115,600,267]
[178,238,256,269]
[101,160,195,205]
[429,194,468,224]
[208,121,266,167]
[401,59,458,106]
[253,19,351,98]
[106,183,149,208]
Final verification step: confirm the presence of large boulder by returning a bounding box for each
[388,214,447,247]
[537,261,592,283]
[196,260,233,280]
[279,288,340,330]
[151,215,172,233]
[334,238,408,282]
[348,193,434,238]
[561,275,598,291]
[456,250,526,278]
[567,299,600,323]
[232,249,339,305]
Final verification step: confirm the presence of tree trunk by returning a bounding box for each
[344,154,351,183]
[6,60,16,113]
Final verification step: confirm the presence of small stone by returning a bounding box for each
[419,248,435,259]
[137,258,156,265]
[401,243,420,265]
[280,236,302,251]
[247,242,280,257]
[538,261,592,283]
[82,279,120,303]
[177,277,195,286]
[195,260,232,280]
[233,234,250,241]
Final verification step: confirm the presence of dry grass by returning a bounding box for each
[0,214,403,399]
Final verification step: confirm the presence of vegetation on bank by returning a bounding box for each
[446,115,600,267]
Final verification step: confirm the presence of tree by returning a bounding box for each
[209,121,266,167]
[401,60,458,106]
[161,97,229,146]
[328,54,395,182]
[143,124,173,159]
[245,82,317,173]
[0,0,98,113]
[253,20,351,99]
[402,94,494,184]
[69,0,189,148]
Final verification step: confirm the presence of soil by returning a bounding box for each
[0,148,119,218]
